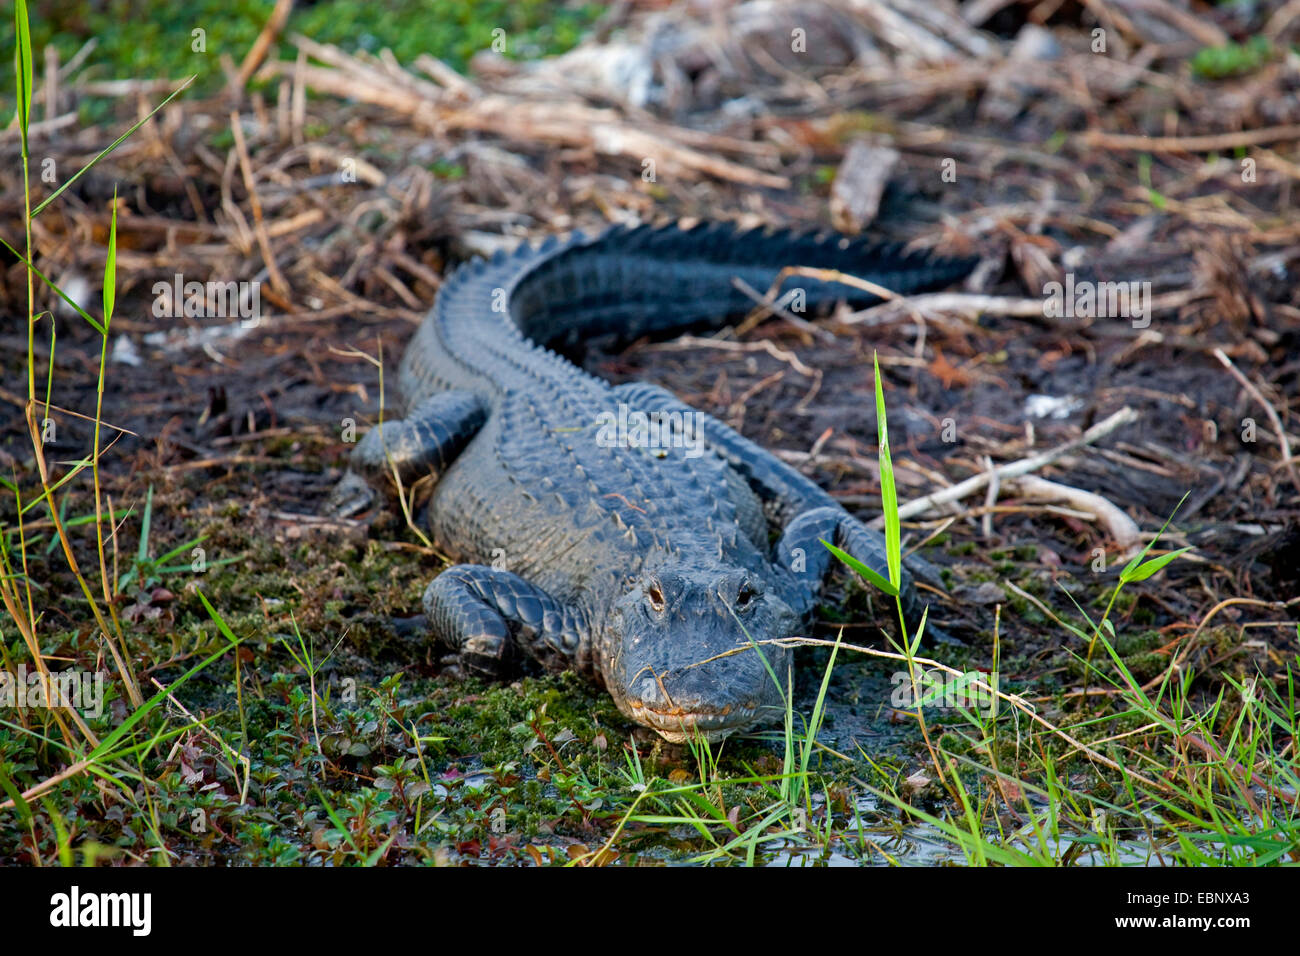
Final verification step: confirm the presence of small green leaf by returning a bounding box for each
[137,485,153,565]
[1119,491,1189,580]
[1119,543,1154,580]
[873,352,901,590]
[909,604,928,654]
[1122,546,1191,583]
[820,539,897,596]
[103,188,118,326]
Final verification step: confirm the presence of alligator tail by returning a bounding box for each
[502,221,977,350]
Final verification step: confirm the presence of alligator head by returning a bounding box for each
[603,565,798,743]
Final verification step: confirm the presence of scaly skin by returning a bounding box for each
[336,222,975,742]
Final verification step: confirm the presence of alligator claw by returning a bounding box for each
[323,470,376,518]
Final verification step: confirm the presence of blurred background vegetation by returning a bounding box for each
[4,0,604,98]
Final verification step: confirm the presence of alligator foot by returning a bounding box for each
[351,391,488,482]
[323,469,376,518]
[323,390,488,518]
[423,564,586,678]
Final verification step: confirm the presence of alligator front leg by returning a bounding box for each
[423,564,588,678]
[326,390,487,516]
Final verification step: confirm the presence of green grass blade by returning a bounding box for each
[13,0,33,148]
[819,538,896,596]
[89,638,237,761]
[0,235,107,335]
[31,78,195,219]
[1119,491,1189,580]
[137,485,154,566]
[1122,546,1192,583]
[872,352,902,589]
[103,188,118,326]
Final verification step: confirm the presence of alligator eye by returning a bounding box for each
[737,585,757,608]
[647,585,665,612]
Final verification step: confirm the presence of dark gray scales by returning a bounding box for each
[332,222,974,742]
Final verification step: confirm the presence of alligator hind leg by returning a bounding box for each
[325,391,487,516]
[424,564,587,678]
[775,507,919,619]
[775,507,956,640]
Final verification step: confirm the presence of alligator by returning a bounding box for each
[331,222,975,742]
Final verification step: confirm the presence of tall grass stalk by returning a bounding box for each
[1,2,228,816]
